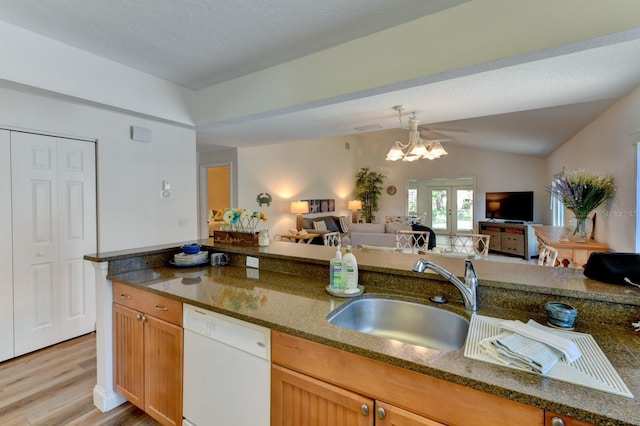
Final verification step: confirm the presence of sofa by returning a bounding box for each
[302,215,435,250]
[301,215,352,245]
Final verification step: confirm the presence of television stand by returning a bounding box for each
[479,221,539,260]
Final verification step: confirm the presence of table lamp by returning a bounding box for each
[348,200,362,223]
[290,201,309,231]
[487,201,501,220]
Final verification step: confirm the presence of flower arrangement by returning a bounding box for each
[547,171,615,218]
[220,208,267,233]
[546,170,614,239]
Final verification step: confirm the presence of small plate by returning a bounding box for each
[326,285,364,298]
[169,259,210,268]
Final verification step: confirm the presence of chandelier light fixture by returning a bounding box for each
[385,105,448,162]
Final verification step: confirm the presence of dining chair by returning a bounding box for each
[322,231,341,247]
[450,233,491,256]
[538,244,559,267]
[395,230,430,254]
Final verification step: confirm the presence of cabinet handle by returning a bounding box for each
[377,407,386,420]
[141,314,147,323]
[119,293,132,300]
[550,417,565,426]
[136,313,142,321]
[154,305,169,311]
[360,404,369,416]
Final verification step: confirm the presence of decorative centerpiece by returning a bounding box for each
[213,208,268,245]
[546,171,614,242]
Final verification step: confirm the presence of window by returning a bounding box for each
[550,170,565,226]
[407,188,418,216]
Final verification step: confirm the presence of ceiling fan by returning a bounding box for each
[417,124,465,141]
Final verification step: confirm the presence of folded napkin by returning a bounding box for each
[479,319,581,375]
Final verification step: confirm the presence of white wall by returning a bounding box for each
[0,21,195,125]
[0,86,198,252]
[547,85,640,252]
[225,128,547,235]
[235,135,359,236]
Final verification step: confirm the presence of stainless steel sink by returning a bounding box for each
[326,294,469,352]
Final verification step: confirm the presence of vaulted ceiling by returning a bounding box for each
[1,0,640,156]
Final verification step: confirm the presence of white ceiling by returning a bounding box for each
[2,0,640,157]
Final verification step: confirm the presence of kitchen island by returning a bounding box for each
[85,240,640,425]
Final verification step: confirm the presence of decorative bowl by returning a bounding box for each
[182,243,201,255]
[545,301,578,329]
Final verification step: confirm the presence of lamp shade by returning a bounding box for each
[348,200,362,210]
[290,201,309,214]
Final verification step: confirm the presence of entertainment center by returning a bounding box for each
[479,221,539,260]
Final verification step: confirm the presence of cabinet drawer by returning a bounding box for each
[113,281,182,326]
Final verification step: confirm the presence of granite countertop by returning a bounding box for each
[105,242,640,426]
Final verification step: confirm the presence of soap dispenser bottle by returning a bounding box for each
[330,246,345,290]
[343,245,358,290]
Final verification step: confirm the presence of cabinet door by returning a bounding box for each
[545,411,594,426]
[113,303,145,409]
[144,315,183,426]
[272,365,374,426]
[376,401,445,426]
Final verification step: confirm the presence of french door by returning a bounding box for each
[428,186,474,234]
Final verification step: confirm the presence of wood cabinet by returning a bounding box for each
[113,282,183,426]
[272,364,443,426]
[272,364,373,426]
[479,221,539,259]
[376,401,445,426]
[272,331,543,426]
[545,411,595,426]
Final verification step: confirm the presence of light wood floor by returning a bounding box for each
[0,333,160,426]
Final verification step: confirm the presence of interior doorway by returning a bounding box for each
[199,164,232,238]
[207,166,231,212]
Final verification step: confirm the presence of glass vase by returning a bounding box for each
[569,216,592,243]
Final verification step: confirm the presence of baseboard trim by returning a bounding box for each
[93,385,127,412]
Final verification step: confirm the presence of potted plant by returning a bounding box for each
[354,167,385,223]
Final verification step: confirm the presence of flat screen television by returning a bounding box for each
[485,191,534,223]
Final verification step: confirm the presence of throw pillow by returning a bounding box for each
[313,221,327,231]
[338,216,350,234]
[301,218,315,230]
[321,216,340,232]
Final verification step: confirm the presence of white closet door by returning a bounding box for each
[57,137,96,340]
[12,132,60,355]
[0,130,14,362]
[11,132,96,356]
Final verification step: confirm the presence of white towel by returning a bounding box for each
[500,320,581,363]
[479,319,581,375]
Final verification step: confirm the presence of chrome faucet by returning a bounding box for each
[412,259,478,311]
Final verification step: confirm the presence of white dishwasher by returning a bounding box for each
[182,303,271,426]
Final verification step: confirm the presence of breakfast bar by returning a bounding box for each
[85,240,640,425]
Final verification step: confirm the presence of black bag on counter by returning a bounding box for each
[583,252,640,285]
